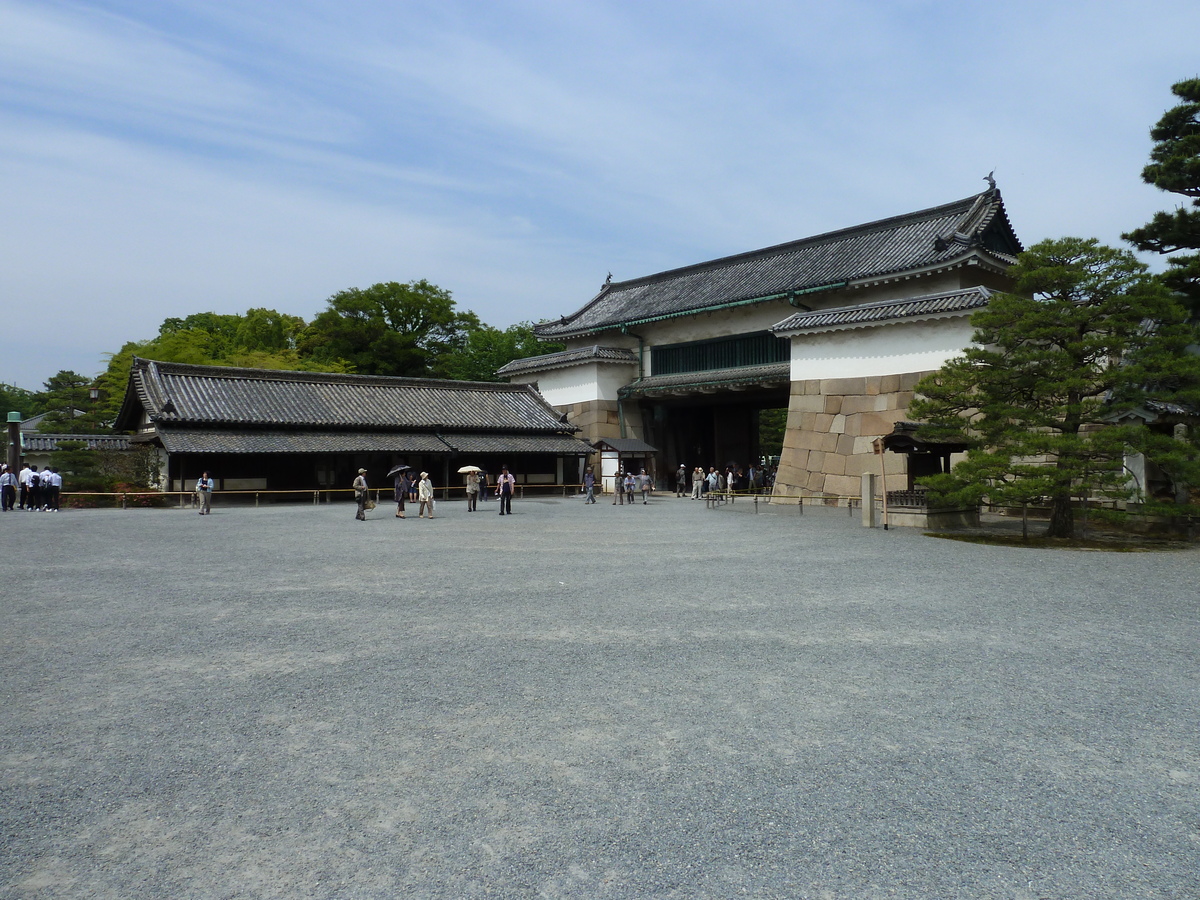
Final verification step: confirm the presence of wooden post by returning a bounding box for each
[873,437,889,531]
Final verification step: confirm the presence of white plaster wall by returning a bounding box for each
[789,317,976,381]
[511,363,635,407]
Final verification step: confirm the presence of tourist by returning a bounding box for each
[583,466,596,504]
[353,468,368,521]
[196,471,214,515]
[393,470,409,518]
[0,465,15,511]
[624,471,636,506]
[17,462,31,510]
[675,464,687,497]
[612,468,624,505]
[638,468,652,504]
[417,472,435,518]
[691,466,704,500]
[465,469,479,511]
[496,465,516,516]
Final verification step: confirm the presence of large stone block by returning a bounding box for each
[806,472,826,492]
[814,413,834,432]
[823,453,847,476]
[831,414,846,435]
[796,412,819,431]
[804,379,823,395]
[864,375,882,396]
[820,432,841,452]
[824,474,861,498]
[790,394,826,413]
[879,374,901,394]
[822,377,868,395]
[840,395,875,415]
[808,450,825,472]
[824,395,843,415]
[857,410,908,436]
[837,433,857,455]
[852,435,878,455]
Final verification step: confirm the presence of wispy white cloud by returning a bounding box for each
[1,0,1198,389]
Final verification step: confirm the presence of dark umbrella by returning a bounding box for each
[387,464,413,478]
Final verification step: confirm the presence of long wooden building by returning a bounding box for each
[115,358,593,493]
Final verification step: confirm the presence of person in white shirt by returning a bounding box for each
[0,465,16,511]
[496,465,516,516]
[18,463,31,510]
[417,472,435,519]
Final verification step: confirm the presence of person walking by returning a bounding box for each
[675,464,687,497]
[496,465,515,515]
[582,466,596,504]
[418,471,435,518]
[691,466,704,500]
[0,465,15,511]
[612,468,624,505]
[353,468,369,520]
[465,470,479,511]
[624,471,636,506]
[639,468,652,504]
[196,471,214,515]
[393,470,409,518]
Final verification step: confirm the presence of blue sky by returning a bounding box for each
[2,0,1198,391]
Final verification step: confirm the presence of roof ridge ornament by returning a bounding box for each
[984,170,996,191]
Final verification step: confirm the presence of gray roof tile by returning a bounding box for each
[772,287,993,333]
[117,359,577,435]
[495,345,638,376]
[535,189,1020,339]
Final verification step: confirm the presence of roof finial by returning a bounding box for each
[604,272,612,286]
[983,170,996,190]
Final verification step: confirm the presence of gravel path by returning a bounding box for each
[2,496,1198,899]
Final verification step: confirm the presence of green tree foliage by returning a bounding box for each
[93,309,349,427]
[35,370,96,433]
[1124,78,1200,309]
[440,321,563,382]
[0,382,41,419]
[909,237,1200,539]
[298,281,481,377]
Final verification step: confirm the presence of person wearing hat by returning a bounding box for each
[417,471,435,518]
[353,468,368,520]
[496,465,516,515]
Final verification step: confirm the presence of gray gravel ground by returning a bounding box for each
[2,495,1198,899]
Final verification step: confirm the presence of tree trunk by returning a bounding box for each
[1047,491,1075,538]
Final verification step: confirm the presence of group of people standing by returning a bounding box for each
[678,463,773,499]
[0,463,62,512]
[352,465,519,521]
[609,468,654,505]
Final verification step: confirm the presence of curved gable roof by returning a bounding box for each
[535,188,1021,339]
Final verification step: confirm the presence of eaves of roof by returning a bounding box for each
[619,362,791,399]
[773,287,993,335]
[495,345,638,377]
[153,428,592,456]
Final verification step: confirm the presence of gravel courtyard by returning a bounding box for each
[2,495,1198,899]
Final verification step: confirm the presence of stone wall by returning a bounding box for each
[774,372,933,500]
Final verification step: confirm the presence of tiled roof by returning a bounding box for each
[619,362,791,398]
[116,359,577,435]
[20,433,132,452]
[152,429,593,456]
[495,345,638,377]
[773,287,993,334]
[535,188,1020,339]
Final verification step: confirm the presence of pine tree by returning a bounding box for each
[909,238,1199,539]
[1124,78,1200,310]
